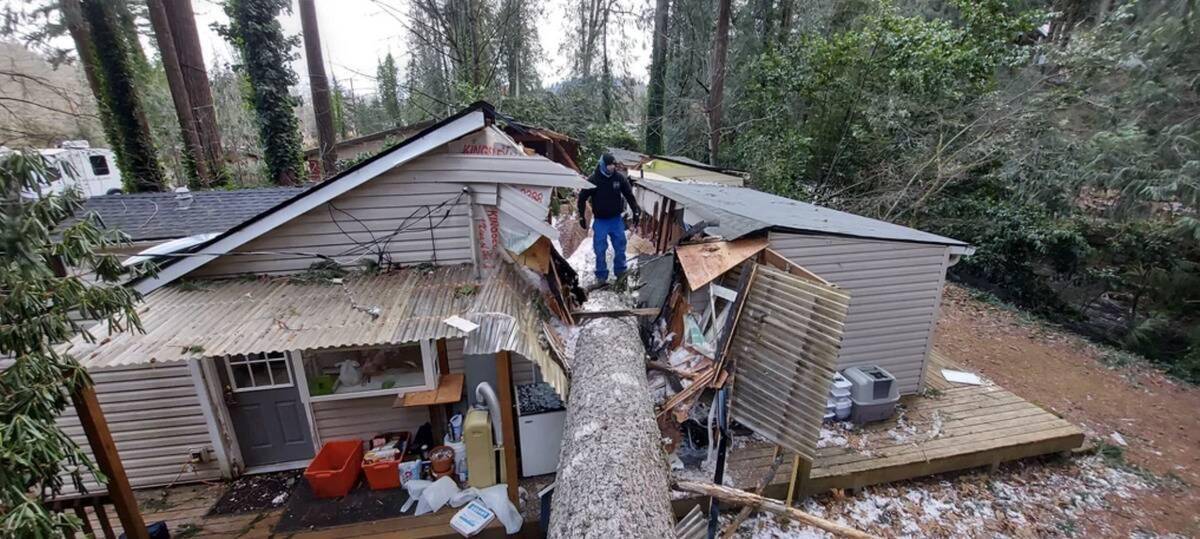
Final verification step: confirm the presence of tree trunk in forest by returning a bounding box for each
[60,0,105,125]
[548,293,674,538]
[147,0,208,184]
[299,0,337,179]
[707,0,733,165]
[164,0,226,186]
[80,0,165,191]
[644,0,670,155]
[777,0,794,45]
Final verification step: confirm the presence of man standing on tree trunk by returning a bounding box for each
[578,153,641,283]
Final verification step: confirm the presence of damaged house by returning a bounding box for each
[57,102,584,505]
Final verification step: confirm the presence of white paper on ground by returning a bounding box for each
[941,369,983,385]
[444,315,480,333]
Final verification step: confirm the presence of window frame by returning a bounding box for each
[223,351,295,393]
[304,340,438,403]
[88,154,110,176]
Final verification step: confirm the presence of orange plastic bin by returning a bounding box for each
[362,459,401,490]
[304,440,363,498]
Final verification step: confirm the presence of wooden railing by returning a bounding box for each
[46,491,118,539]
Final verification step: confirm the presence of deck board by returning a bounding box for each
[728,349,1085,499]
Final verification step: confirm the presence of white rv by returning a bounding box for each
[5,141,124,199]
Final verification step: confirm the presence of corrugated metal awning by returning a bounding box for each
[64,264,567,396]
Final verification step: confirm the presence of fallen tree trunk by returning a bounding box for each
[549,292,674,538]
[673,481,878,539]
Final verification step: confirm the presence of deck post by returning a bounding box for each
[495,350,520,503]
[71,383,149,539]
[785,454,812,506]
[430,339,452,443]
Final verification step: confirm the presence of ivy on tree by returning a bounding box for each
[216,0,305,186]
[80,0,167,192]
[0,151,145,536]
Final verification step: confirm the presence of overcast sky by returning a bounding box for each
[187,0,653,96]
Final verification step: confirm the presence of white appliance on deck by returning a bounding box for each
[517,409,566,477]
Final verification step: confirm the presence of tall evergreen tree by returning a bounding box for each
[80,0,167,191]
[377,53,401,126]
[644,0,671,154]
[217,0,304,186]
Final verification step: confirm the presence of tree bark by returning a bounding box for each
[674,481,878,539]
[707,0,732,166]
[164,0,226,186]
[147,0,208,183]
[644,0,670,155]
[548,293,673,538]
[298,0,337,179]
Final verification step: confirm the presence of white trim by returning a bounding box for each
[200,356,243,475]
[302,340,438,403]
[497,200,560,240]
[244,459,310,475]
[133,110,488,295]
[188,358,232,478]
[289,350,322,451]
[224,351,295,392]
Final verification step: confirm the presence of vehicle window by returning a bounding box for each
[89,155,110,176]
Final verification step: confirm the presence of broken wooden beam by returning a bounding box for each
[673,480,879,539]
[720,445,786,538]
[569,307,660,319]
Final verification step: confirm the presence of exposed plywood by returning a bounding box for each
[675,237,769,291]
[396,373,465,407]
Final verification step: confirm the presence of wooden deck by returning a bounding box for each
[726,350,1085,499]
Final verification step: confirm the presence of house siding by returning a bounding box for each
[194,179,489,278]
[310,397,431,443]
[56,362,222,493]
[767,232,951,394]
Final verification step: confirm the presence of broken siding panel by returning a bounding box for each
[311,396,431,442]
[56,362,221,494]
[730,264,850,460]
[767,232,950,394]
[194,180,482,278]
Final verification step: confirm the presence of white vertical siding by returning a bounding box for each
[56,362,222,493]
[767,232,951,394]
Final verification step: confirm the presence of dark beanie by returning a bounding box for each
[600,153,616,166]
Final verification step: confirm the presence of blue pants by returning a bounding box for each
[592,215,627,281]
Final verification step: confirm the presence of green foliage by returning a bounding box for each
[0,151,145,536]
[81,0,167,192]
[216,0,305,186]
[376,53,401,126]
[579,122,639,173]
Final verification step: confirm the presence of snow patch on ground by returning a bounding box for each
[721,456,1152,537]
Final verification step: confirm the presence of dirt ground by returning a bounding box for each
[935,284,1200,537]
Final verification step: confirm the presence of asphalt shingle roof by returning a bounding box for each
[71,187,303,242]
[639,179,967,247]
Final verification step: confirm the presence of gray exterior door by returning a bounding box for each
[222,352,314,467]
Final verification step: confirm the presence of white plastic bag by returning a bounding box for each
[415,476,460,516]
[478,484,523,534]
[449,487,480,508]
[401,479,432,513]
[336,360,363,386]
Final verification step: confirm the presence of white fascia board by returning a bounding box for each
[134,110,487,295]
[948,245,975,256]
